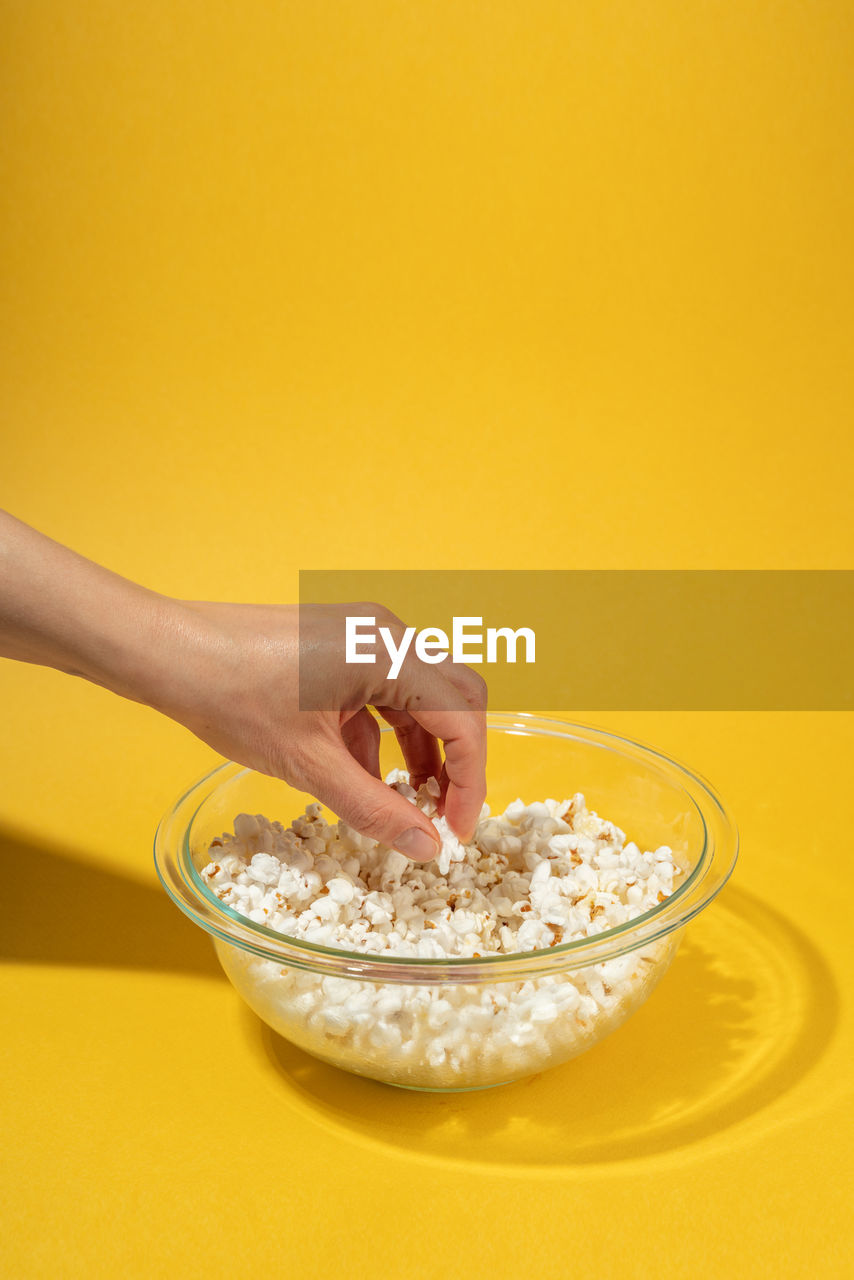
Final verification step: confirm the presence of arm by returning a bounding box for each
[0,509,196,703]
[0,511,487,859]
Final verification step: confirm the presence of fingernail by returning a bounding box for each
[394,827,439,863]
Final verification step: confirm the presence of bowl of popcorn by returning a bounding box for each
[155,715,737,1091]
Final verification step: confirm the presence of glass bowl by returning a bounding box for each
[154,714,737,1091]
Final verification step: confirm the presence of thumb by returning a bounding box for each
[302,741,441,863]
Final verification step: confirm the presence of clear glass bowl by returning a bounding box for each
[154,714,737,1091]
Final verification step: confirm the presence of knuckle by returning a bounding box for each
[375,602,405,631]
[447,661,488,708]
[467,669,489,707]
[393,716,418,740]
[352,599,400,628]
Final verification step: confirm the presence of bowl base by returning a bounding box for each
[383,1077,518,1093]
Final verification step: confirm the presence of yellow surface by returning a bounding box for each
[1,3,852,1278]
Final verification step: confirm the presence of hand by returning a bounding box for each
[0,512,487,859]
[160,601,487,862]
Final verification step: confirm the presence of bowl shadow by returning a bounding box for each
[2,823,837,1171]
[248,885,838,1169]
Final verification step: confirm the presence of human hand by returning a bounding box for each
[0,513,486,861]
[155,601,487,862]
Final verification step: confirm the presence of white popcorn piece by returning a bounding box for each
[326,876,355,905]
[246,853,280,885]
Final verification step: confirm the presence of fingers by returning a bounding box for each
[296,735,441,863]
[373,705,442,789]
[300,602,488,855]
[340,707,381,779]
[412,704,487,842]
[375,656,488,844]
[443,661,489,714]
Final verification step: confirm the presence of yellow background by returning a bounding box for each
[1,3,852,1277]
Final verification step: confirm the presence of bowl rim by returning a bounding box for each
[154,713,738,983]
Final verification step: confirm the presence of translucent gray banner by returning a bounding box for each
[298,571,854,710]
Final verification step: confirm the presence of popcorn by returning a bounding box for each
[203,778,681,1088]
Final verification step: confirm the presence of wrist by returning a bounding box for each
[102,592,219,717]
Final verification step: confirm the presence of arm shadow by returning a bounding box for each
[0,824,222,980]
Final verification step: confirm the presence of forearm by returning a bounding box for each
[0,510,196,708]
[0,513,486,851]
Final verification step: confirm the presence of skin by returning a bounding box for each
[0,510,487,861]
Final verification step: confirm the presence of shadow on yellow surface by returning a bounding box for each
[0,825,221,980]
[1,824,837,1171]
[250,888,838,1170]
